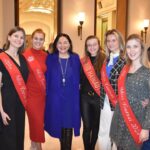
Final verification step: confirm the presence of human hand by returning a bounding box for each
[141,99,149,108]
[1,111,11,125]
[139,129,149,143]
[0,72,3,88]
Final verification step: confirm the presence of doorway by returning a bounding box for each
[14,0,61,50]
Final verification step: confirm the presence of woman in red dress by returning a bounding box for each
[23,29,47,150]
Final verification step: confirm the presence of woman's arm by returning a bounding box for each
[0,72,11,125]
[140,73,150,142]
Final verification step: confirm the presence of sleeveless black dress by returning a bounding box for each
[0,53,28,150]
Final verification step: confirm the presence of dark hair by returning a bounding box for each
[31,28,45,39]
[4,26,26,53]
[52,33,73,53]
[84,35,105,74]
[147,47,150,61]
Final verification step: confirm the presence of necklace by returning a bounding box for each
[59,57,69,86]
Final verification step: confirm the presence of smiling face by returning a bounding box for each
[32,32,45,50]
[126,39,142,63]
[86,38,99,56]
[106,34,120,53]
[56,36,70,55]
[8,31,25,49]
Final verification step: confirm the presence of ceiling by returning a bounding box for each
[19,0,54,13]
[97,0,116,9]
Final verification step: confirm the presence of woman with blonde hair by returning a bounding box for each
[23,28,47,150]
[110,34,150,150]
[97,29,126,150]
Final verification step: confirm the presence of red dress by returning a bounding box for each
[24,48,47,142]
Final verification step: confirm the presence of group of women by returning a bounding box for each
[0,27,47,150]
[0,26,149,150]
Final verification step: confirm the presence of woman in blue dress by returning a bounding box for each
[44,33,81,150]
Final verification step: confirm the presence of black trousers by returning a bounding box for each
[60,128,73,150]
[81,95,100,150]
[117,147,124,150]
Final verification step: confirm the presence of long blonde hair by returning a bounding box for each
[104,29,125,58]
[125,34,149,68]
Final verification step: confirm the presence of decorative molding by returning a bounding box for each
[14,0,61,34]
[95,0,128,39]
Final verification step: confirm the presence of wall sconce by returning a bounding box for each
[77,12,85,40]
[141,19,149,43]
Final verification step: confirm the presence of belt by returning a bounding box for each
[87,91,95,96]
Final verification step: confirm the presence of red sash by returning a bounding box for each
[81,57,100,96]
[0,53,27,108]
[101,61,117,106]
[118,65,142,144]
[23,50,46,93]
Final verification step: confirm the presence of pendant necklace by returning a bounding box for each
[59,57,69,86]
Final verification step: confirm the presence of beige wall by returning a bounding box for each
[3,0,15,47]
[1,0,150,50]
[20,13,54,49]
[61,0,95,56]
[0,0,15,48]
[0,0,95,53]
[127,0,150,47]
[0,0,3,47]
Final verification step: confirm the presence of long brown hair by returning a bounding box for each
[84,35,105,74]
[4,26,26,53]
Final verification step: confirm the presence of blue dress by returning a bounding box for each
[44,53,81,138]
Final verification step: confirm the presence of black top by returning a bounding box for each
[0,53,28,149]
[80,56,100,100]
[0,53,28,112]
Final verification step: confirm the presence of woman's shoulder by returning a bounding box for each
[20,53,26,60]
[46,53,58,62]
[48,53,57,57]
[23,48,31,55]
[118,56,126,62]
[141,66,150,75]
[41,50,48,56]
[116,56,126,67]
[70,52,80,60]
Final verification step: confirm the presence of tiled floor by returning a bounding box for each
[24,114,84,150]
